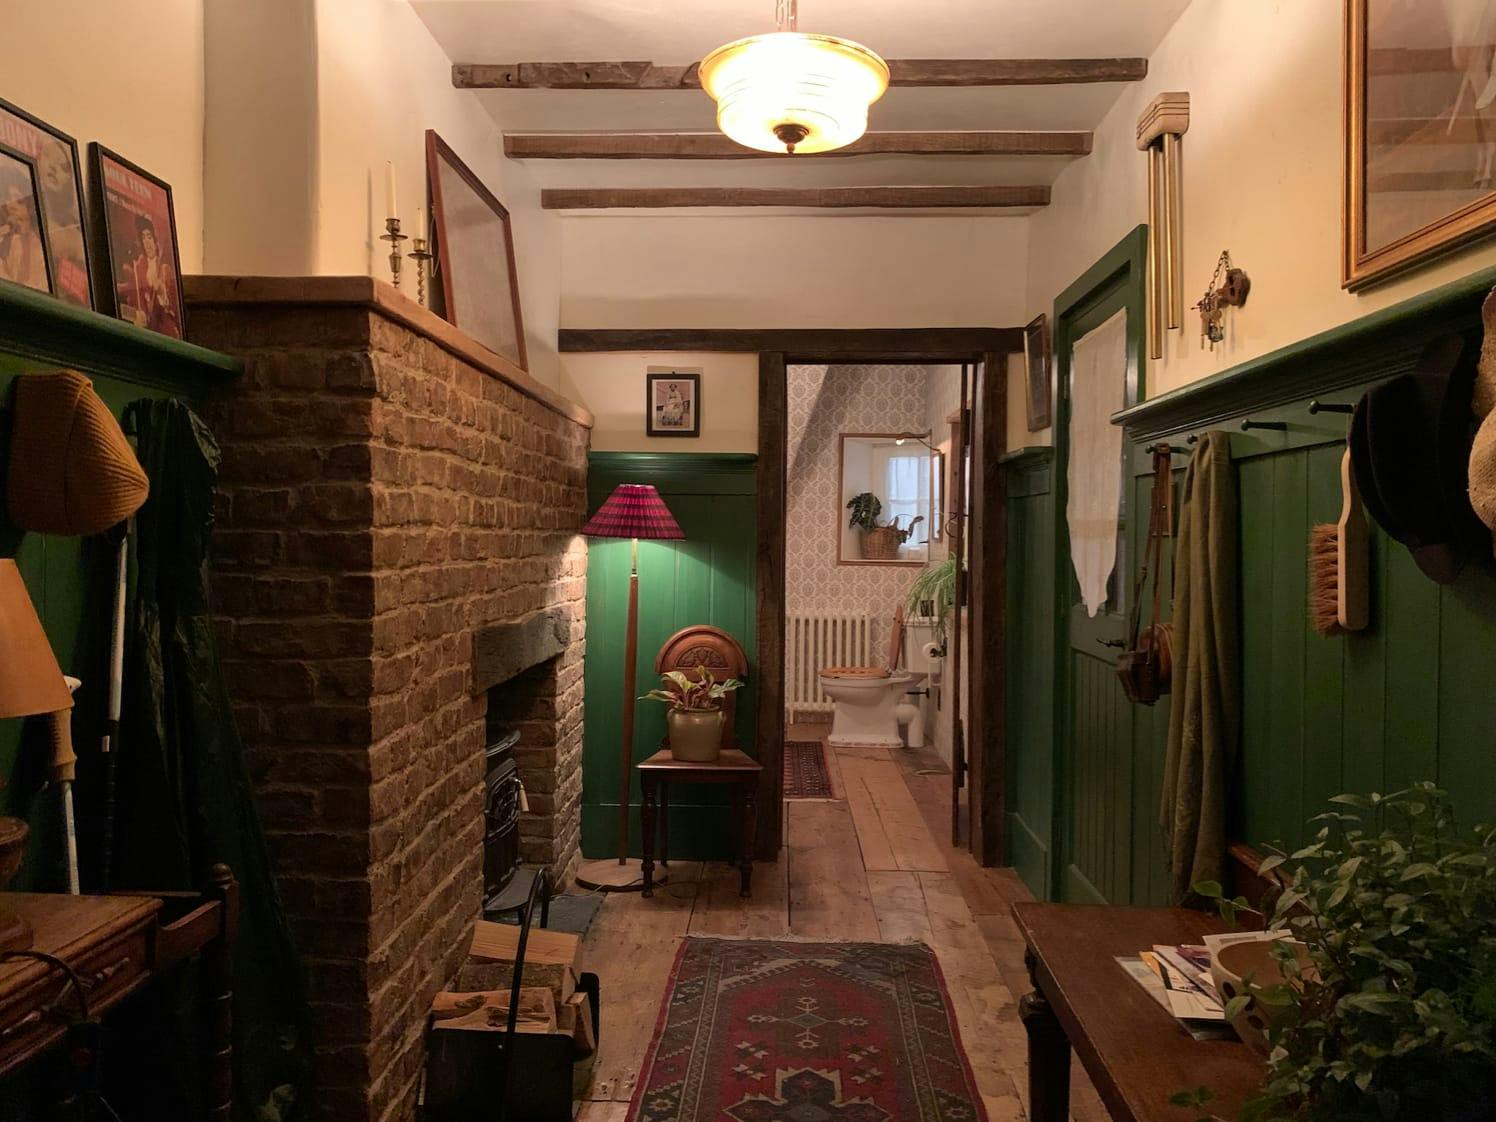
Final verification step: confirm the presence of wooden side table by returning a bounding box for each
[638,748,763,898]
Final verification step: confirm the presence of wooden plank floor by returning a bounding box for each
[576,722,1104,1122]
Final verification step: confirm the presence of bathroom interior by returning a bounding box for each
[785,362,967,765]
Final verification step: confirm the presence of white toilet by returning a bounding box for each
[819,608,928,748]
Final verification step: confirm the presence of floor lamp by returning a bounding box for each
[574,484,683,893]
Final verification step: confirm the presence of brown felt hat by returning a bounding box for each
[5,370,149,536]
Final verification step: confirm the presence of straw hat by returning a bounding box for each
[1471,288,1496,553]
[5,370,149,536]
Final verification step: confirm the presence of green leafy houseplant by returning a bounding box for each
[1192,784,1496,1122]
[846,492,882,533]
[639,664,744,712]
[905,556,957,646]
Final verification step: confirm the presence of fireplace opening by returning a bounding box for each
[483,726,524,910]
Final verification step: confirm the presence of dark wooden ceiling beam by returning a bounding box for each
[542,185,1049,210]
[455,57,1147,90]
[559,327,1022,360]
[506,130,1092,159]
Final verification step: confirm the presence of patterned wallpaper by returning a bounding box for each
[787,364,945,659]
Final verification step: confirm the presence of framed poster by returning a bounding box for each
[0,143,52,295]
[1024,313,1052,431]
[426,130,528,370]
[1344,0,1496,289]
[89,144,185,338]
[0,98,90,307]
[646,369,701,437]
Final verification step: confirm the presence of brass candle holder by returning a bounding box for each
[380,217,409,289]
[408,236,433,308]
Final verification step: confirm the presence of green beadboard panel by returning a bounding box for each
[581,453,759,861]
[0,280,236,890]
[1007,248,1496,905]
[1004,448,1054,897]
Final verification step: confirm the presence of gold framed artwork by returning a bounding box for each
[1344,0,1496,290]
[1023,313,1052,431]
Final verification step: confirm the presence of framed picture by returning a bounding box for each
[89,145,185,338]
[1344,0,1496,289]
[0,98,91,307]
[0,143,52,296]
[646,369,701,437]
[426,130,528,370]
[1024,313,1052,431]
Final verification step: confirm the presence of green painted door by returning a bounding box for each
[581,453,758,861]
[1050,228,1149,905]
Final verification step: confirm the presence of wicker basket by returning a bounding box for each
[862,526,902,560]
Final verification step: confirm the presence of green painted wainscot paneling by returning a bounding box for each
[581,452,758,861]
[1007,261,1496,905]
[0,278,240,890]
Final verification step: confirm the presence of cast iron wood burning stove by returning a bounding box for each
[483,727,523,909]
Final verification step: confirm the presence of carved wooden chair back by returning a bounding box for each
[654,625,750,748]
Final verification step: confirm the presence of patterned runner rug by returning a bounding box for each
[783,739,834,799]
[626,937,989,1122]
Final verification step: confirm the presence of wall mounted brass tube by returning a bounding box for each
[1163,132,1183,330]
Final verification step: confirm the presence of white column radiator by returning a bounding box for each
[786,613,872,719]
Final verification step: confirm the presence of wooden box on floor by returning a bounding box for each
[425,972,602,1122]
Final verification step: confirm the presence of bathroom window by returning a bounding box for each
[882,452,930,553]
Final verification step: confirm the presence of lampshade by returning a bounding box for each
[0,559,73,719]
[700,31,890,155]
[581,484,684,541]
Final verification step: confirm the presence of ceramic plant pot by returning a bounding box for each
[0,817,28,889]
[668,708,726,762]
[1209,937,1315,1055]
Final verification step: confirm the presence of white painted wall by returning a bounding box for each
[560,215,1030,328]
[1027,0,1496,406]
[559,351,759,452]
[311,0,561,386]
[7,0,206,271]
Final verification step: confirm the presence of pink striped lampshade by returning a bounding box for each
[582,483,684,541]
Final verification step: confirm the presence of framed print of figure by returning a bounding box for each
[646,370,701,437]
[89,144,185,338]
[0,99,90,307]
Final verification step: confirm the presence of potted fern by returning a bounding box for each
[640,664,743,762]
[905,556,957,647]
[847,492,925,560]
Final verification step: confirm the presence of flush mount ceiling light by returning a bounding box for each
[699,0,890,155]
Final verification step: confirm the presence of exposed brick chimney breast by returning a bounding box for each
[187,277,590,1122]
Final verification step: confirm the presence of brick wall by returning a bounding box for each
[187,278,590,1122]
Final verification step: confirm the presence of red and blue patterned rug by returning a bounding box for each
[783,739,834,799]
[626,937,989,1122]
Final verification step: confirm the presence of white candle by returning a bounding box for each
[416,204,425,239]
[385,161,397,219]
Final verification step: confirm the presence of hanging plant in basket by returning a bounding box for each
[847,492,924,560]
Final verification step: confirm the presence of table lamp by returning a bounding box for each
[575,484,683,893]
[0,559,77,949]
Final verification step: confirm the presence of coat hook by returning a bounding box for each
[1308,400,1353,415]
[1186,433,1199,444]
[1145,443,1189,455]
[1240,418,1288,432]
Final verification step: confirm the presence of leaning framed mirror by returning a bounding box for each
[838,432,932,565]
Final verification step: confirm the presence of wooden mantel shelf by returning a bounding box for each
[184,275,594,430]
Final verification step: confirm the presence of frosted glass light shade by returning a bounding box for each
[700,32,890,154]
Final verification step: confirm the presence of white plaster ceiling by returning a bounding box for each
[409,0,1192,204]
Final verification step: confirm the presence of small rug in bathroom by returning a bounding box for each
[783,739,834,799]
[626,937,988,1122]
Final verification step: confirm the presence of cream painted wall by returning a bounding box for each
[558,351,759,452]
[7,0,206,271]
[1026,0,1496,405]
[560,215,1030,328]
[311,0,562,386]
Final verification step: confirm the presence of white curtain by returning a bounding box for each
[1065,309,1129,617]
[884,453,924,524]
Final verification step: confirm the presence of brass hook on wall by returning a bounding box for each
[1307,400,1354,415]
[1240,418,1287,432]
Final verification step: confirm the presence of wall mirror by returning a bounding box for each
[838,433,932,565]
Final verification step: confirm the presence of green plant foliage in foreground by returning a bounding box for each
[639,665,744,712]
[905,556,957,646]
[1197,784,1496,1122]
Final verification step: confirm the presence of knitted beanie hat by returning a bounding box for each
[5,370,149,536]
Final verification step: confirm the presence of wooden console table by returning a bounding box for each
[0,865,238,1118]
[639,748,762,898]
[1012,903,1264,1122]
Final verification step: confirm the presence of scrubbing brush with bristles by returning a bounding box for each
[1309,448,1369,635]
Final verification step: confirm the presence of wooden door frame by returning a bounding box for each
[1047,226,1149,899]
[561,327,1019,861]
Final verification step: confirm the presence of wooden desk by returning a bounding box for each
[0,865,238,1118]
[638,748,762,898]
[1012,903,1264,1122]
